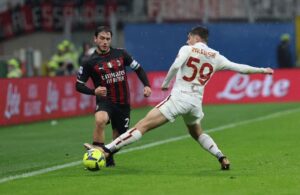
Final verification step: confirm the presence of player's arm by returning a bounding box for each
[131,62,150,87]
[161,46,190,90]
[135,66,151,97]
[124,50,152,97]
[217,55,273,74]
[75,65,96,95]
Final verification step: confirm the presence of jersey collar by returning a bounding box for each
[194,42,208,48]
[96,47,112,57]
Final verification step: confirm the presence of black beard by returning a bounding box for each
[97,46,109,54]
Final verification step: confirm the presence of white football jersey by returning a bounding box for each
[161,42,266,105]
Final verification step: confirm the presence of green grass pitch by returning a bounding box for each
[0,102,300,194]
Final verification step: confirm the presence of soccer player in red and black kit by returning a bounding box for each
[76,26,152,167]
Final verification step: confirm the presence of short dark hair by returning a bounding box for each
[189,26,209,42]
[94,26,113,37]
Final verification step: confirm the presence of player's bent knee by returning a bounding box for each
[95,118,108,127]
[95,112,109,127]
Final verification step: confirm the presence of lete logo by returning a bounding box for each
[217,74,290,100]
[4,83,21,119]
[45,81,59,113]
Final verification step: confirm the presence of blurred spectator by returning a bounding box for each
[61,39,79,75]
[47,39,79,76]
[47,60,59,77]
[6,58,23,78]
[50,44,64,66]
[62,40,78,65]
[47,44,64,76]
[277,33,293,68]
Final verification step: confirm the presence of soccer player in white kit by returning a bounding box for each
[85,26,274,170]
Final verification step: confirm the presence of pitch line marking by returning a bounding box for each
[0,107,299,184]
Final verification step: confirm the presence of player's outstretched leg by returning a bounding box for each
[84,128,142,157]
[218,156,230,170]
[198,133,230,170]
[186,123,230,170]
[105,128,142,152]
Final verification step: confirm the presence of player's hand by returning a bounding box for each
[95,86,107,96]
[264,68,274,75]
[144,86,152,97]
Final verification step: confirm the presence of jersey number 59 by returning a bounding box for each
[182,57,214,85]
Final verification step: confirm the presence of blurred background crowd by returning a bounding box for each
[0,0,298,78]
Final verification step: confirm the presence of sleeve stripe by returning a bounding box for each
[130,60,140,70]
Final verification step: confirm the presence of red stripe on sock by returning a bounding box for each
[116,139,122,145]
[116,128,138,146]
[123,128,137,141]
[128,128,137,134]
[122,134,132,141]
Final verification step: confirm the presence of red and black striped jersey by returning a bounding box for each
[77,48,141,105]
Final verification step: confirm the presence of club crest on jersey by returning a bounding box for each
[117,60,121,66]
[107,62,113,68]
[94,64,103,71]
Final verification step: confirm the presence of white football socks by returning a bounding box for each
[198,133,224,159]
[105,128,142,153]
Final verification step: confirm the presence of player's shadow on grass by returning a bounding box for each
[84,166,233,178]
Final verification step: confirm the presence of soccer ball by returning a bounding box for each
[83,149,106,171]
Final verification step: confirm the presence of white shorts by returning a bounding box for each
[156,95,204,125]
